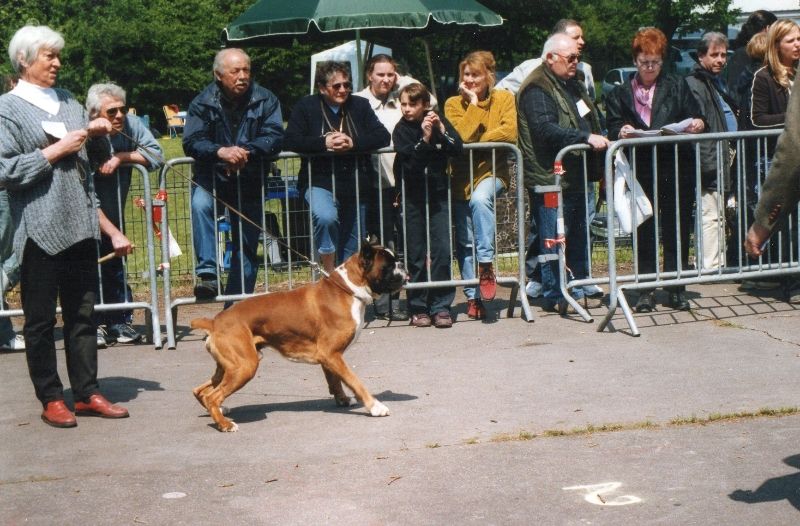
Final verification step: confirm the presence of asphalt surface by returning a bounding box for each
[2,282,800,525]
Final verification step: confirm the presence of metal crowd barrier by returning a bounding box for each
[0,163,162,347]
[160,143,531,348]
[548,129,795,336]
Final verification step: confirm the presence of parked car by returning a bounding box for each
[600,67,637,102]
[667,46,697,77]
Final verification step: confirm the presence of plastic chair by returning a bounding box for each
[162,104,185,138]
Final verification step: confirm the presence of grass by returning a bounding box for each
[467,407,800,446]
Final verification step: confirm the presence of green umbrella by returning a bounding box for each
[223,0,504,91]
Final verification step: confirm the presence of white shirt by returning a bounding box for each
[10,78,60,116]
[496,58,596,100]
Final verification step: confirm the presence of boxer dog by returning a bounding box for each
[190,243,408,432]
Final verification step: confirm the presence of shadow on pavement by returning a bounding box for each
[729,453,800,511]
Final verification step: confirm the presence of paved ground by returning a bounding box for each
[1,282,799,525]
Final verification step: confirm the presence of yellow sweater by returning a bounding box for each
[444,89,518,200]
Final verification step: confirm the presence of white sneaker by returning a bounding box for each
[0,334,25,351]
[525,280,543,298]
[97,327,109,349]
[583,284,604,299]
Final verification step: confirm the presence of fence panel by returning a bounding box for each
[161,143,532,348]
[0,163,162,347]
[549,130,794,336]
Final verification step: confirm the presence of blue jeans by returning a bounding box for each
[453,177,505,300]
[528,191,588,303]
[305,187,364,263]
[191,177,263,296]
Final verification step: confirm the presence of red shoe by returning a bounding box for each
[74,394,129,419]
[479,263,497,301]
[41,400,77,428]
[467,298,487,320]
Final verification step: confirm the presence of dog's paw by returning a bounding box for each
[334,395,352,407]
[218,420,239,432]
[369,401,390,417]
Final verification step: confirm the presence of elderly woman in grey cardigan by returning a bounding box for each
[0,25,132,428]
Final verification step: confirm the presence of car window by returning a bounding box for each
[605,70,619,84]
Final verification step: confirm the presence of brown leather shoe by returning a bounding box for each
[41,400,77,428]
[74,394,129,419]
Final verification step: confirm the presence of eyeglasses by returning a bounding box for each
[105,106,128,118]
[636,60,663,70]
[327,82,352,91]
[553,53,580,64]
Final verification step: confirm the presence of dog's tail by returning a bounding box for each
[190,317,214,333]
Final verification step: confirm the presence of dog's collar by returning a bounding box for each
[326,268,373,303]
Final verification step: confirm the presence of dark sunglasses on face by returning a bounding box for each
[328,82,352,91]
[105,106,128,118]
[554,52,580,64]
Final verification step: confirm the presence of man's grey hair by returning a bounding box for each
[213,48,250,75]
[7,25,64,75]
[86,82,126,116]
[697,32,728,56]
[541,33,574,61]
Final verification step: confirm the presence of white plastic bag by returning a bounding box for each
[613,150,653,234]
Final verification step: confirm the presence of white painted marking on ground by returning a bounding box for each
[563,482,642,506]
[162,492,187,499]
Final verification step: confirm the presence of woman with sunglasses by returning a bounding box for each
[86,82,163,348]
[284,61,390,274]
[605,27,705,313]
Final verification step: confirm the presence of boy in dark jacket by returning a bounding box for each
[392,83,462,328]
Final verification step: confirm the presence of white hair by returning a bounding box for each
[213,48,250,76]
[86,82,127,116]
[7,25,64,75]
[541,33,573,60]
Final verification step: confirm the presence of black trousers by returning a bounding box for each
[22,239,100,405]
[404,187,455,315]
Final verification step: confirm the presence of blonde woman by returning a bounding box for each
[445,51,517,320]
[751,19,800,128]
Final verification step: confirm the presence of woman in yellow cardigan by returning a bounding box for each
[445,51,518,320]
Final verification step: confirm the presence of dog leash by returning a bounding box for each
[114,129,329,278]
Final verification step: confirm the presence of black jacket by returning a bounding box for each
[685,64,739,187]
[750,66,790,129]
[392,112,463,197]
[284,94,390,194]
[605,72,703,186]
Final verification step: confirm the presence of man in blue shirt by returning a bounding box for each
[686,32,738,270]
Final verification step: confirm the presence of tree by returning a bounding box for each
[573,0,739,76]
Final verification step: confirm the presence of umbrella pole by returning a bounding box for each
[355,29,364,90]
[423,38,437,100]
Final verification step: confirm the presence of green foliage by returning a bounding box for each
[0,0,739,125]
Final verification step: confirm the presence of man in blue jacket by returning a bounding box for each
[183,48,284,300]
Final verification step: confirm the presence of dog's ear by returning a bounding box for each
[360,241,376,269]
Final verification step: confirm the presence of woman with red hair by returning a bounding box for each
[605,28,705,313]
